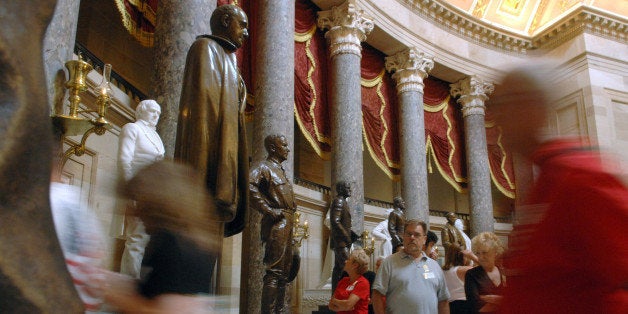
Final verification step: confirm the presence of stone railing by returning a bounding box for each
[294,177,512,223]
[75,42,147,102]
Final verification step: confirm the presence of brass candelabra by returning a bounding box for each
[361,230,376,256]
[52,58,113,169]
[292,211,309,248]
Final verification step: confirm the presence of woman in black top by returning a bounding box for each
[102,161,220,313]
[465,232,505,314]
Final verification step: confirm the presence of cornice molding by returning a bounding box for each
[397,0,627,54]
[532,6,628,51]
[399,0,532,53]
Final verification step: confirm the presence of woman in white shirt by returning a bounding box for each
[442,243,477,314]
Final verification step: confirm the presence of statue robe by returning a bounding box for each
[175,35,248,237]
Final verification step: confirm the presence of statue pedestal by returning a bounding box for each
[301,289,332,314]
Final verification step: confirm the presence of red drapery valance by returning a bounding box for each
[485,111,516,198]
[114,0,157,47]
[294,0,332,158]
[293,0,514,197]
[361,44,400,178]
[423,78,467,192]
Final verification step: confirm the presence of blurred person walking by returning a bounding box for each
[492,65,628,314]
[101,161,221,313]
[50,181,106,312]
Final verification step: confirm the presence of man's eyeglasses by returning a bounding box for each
[404,232,425,238]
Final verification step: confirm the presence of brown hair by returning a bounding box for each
[442,243,465,270]
[122,160,219,252]
[404,219,427,235]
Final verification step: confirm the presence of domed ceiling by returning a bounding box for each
[444,0,626,35]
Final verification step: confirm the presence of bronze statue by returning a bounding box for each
[388,196,407,252]
[174,4,249,238]
[330,181,353,293]
[442,212,467,253]
[249,135,298,313]
[0,1,84,312]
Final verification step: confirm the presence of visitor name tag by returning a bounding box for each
[347,281,358,291]
[423,272,435,279]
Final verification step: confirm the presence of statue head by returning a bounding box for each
[446,212,457,225]
[336,181,351,197]
[210,4,249,50]
[393,196,405,211]
[135,99,161,127]
[264,134,289,163]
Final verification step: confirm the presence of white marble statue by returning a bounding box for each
[371,209,393,257]
[455,218,472,255]
[117,99,165,278]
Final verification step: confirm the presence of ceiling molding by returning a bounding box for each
[532,6,627,51]
[397,0,626,54]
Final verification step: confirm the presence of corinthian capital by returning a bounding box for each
[450,76,495,117]
[317,0,374,57]
[385,48,434,94]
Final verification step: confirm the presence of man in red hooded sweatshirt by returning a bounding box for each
[492,65,628,314]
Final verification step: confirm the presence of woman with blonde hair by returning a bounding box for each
[464,232,505,314]
[328,249,371,313]
[101,161,221,313]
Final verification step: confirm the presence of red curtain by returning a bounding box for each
[114,0,158,47]
[361,44,400,178]
[485,112,516,198]
[294,0,332,157]
[424,78,467,192]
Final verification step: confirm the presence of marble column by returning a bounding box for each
[318,0,373,235]
[385,48,434,223]
[450,76,495,236]
[43,0,81,114]
[152,0,216,157]
[241,1,295,313]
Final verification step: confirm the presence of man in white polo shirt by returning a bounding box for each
[372,219,450,314]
